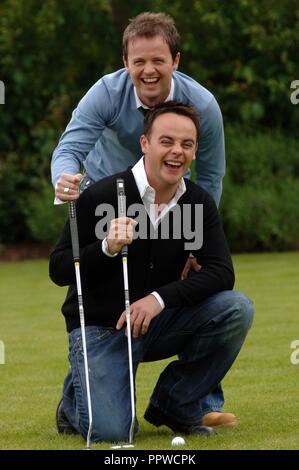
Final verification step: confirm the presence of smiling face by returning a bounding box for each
[140,112,197,193]
[124,35,180,107]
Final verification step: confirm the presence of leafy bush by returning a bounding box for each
[220,127,299,251]
[0,0,298,250]
[26,181,68,243]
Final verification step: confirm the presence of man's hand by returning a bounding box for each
[181,254,201,280]
[116,294,162,337]
[55,173,83,201]
[107,217,136,255]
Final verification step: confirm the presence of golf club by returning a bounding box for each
[69,200,93,450]
[111,179,136,449]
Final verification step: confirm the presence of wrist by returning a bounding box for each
[102,238,118,257]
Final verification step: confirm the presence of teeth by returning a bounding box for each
[165,161,182,168]
[142,78,159,83]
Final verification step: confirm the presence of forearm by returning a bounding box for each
[156,260,234,308]
[51,81,110,187]
[156,203,234,308]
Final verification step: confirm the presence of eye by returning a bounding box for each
[182,142,194,149]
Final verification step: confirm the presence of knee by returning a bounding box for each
[230,291,254,333]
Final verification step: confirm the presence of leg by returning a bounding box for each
[197,384,224,415]
[63,325,141,443]
[143,291,254,427]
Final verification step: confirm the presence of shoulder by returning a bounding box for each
[173,71,218,112]
[82,69,133,103]
[83,168,134,202]
[183,179,220,229]
[99,68,133,95]
[183,178,212,200]
[183,179,218,212]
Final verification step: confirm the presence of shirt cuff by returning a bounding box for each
[54,196,66,205]
[102,238,118,258]
[151,291,165,310]
[54,183,66,205]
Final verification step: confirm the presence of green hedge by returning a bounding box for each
[220,126,299,251]
[1,0,298,251]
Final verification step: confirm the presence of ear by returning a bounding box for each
[193,142,198,160]
[123,56,129,71]
[173,52,180,71]
[140,134,148,154]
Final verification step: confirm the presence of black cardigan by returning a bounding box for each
[49,169,234,332]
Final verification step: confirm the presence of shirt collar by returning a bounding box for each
[134,78,175,110]
[132,156,186,202]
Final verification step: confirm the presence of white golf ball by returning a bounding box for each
[171,436,186,446]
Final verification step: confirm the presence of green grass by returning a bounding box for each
[0,253,298,450]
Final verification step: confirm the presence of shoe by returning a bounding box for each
[144,404,215,436]
[56,398,79,435]
[202,411,237,428]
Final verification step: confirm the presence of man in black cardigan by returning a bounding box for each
[50,101,254,443]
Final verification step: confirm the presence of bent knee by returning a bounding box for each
[231,291,254,332]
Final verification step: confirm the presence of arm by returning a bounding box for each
[116,194,234,337]
[51,79,114,187]
[195,97,225,207]
[155,195,234,308]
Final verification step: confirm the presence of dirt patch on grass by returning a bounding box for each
[0,243,52,261]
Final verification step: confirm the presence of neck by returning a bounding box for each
[153,183,179,205]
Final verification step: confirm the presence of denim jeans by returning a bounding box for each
[62,290,254,442]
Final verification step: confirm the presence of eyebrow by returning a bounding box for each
[158,134,196,144]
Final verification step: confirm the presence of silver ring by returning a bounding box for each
[63,187,70,194]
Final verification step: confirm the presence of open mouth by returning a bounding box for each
[141,78,160,85]
[164,161,183,169]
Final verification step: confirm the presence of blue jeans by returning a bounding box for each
[62,291,253,442]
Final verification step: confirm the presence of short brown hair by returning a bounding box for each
[123,12,180,61]
[143,101,200,141]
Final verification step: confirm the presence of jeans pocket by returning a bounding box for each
[75,326,115,353]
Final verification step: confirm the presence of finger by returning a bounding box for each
[141,317,150,335]
[132,313,144,338]
[74,173,83,183]
[56,192,80,202]
[181,269,187,280]
[116,311,126,330]
[57,181,80,193]
[60,173,82,185]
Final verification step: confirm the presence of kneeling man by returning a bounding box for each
[49,101,254,443]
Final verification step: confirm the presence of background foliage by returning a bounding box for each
[0,0,298,251]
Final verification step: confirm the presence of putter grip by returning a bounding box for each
[69,201,80,261]
[116,179,128,256]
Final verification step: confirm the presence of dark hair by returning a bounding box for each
[143,101,200,141]
[123,12,180,61]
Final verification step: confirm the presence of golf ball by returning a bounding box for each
[171,436,186,446]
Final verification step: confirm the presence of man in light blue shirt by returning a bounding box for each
[52,13,224,208]
[52,12,235,429]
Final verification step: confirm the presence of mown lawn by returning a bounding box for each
[0,252,298,450]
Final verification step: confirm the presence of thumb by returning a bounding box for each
[74,173,83,183]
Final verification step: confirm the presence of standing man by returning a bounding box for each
[51,12,231,427]
[50,102,253,443]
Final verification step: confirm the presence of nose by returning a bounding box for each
[143,62,156,75]
[171,142,183,155]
